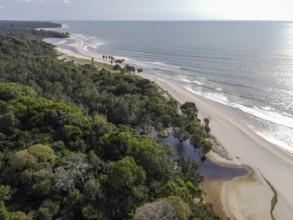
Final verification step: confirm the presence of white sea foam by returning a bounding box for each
[261,106,275,111]
[205,92,229,103]
[83,43,105,52]
[61,33,107,57]
[57,39,67,45]
[156,74,193,84]
[72,33,106,47]
[83,46,89,52]
[71,33,87,41]
[197,76,208,80]
[151,73,177,83]
[232,104,293,129]
[193,80,204,85]
[184,85,293,153]
[184,86,201,95]
[286,90,293,97]
[61,24,70,29]
[255,131,293,154]
[175,77,192,83]
[184,85,293,129]
[184,86,228,104]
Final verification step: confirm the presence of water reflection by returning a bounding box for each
[163,134,248,181]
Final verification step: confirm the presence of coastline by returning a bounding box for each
[45,33,112,65]
[47,34,293,219]
[139,70,293,219]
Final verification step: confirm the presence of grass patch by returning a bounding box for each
[57,52,113,69]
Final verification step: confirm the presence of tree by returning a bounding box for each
[82,179,100,201]
[82,205,105,220]
[113,64,122,71]
[61,125,83,141]
[10,145,56,170]
[54,153,90,192]
[27,144,56,162]
[7,211,31,220]
[35,200,59,220]
[105,156,148,219]
[176,155,203,184]
[0,201,9,220]
[115,82,136,95]
[101,131,171,183]
[180,102,198,119]
[0,112,19,134]
[161,178,203,203]
[127,135,172,183]
[203,118,211,134]
[134,196,191,220]
[123,64,136,73]
[10,150,37,170]
[91,114,115,137]
[160,115,172,127]
[107,156,146,190]
[51,189,82,219]
[134,200,177,220]
[0,185,13,201]
[137,68,143,73]
[0,82,37,101]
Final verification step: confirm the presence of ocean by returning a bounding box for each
[46,21,293,154]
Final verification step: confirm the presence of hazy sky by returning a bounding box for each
[0,0,292,21]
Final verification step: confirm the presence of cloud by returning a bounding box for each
[18,0,32,2]
[64,0,70,3]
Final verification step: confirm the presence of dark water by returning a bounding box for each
[163,134,248,181]
[46,21,293,153]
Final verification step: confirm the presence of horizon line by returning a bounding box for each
[1,19,293,23]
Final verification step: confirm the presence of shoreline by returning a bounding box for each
[45,34,111,64]
[139,70,293,219]
[46,34,293,219]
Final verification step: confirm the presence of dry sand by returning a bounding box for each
[49,34,113,64]
[49,35,293,220]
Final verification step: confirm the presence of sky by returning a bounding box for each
[0,0,292,21]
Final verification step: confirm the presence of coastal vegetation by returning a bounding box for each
[0,21,217,219]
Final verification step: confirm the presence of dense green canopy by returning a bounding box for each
[0,21,217,220]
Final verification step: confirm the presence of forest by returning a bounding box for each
[0,21,217,219]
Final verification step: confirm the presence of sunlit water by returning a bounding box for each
[45,21,293,154]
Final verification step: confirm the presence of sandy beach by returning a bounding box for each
[50,35,293,220]
[46,34,113,65]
